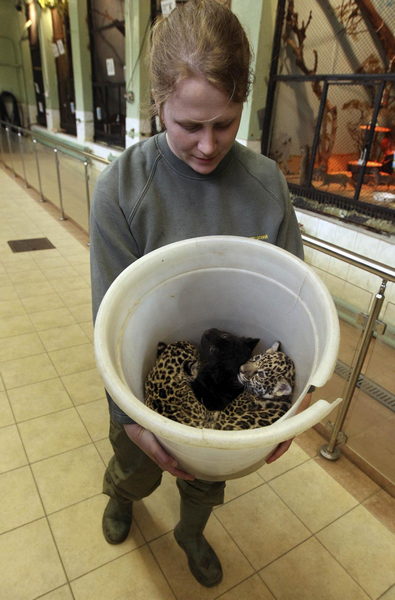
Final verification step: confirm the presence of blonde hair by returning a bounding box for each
[150,0,253,116]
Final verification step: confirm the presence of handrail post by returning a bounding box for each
[5,127,15,176]
[54,148,66,220]
[0,127,6,168]
[320,279,387,460]
[18,130,28,188]
[84,160,91,243]
[33,139,44,202]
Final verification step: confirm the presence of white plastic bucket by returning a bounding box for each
[94,236,342,481]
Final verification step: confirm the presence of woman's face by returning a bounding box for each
[161,77,243,174]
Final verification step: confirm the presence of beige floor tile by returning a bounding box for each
[0,465,44,533]
[0,298,25,319]
[381,586,395,600]
[2,257,37,273]
[13,280,56,299]
[18,408,91,462]
[0,284,18,301]
[79,320,94,342]
[37,585,74,600]
[0,314,35,339]
[133,471,181,541]
[61,367,105,405]
[58,287,92,307]
[0,353,58,389]
[76,398,108,441]
[0,390,14,427]
[95,437,113,466]
[150,515,254,600]
[220,471,265,503]
[42,266,79,280]
[0,331,46,362]
[317,505,395,598]
[33,256,70,270]
[9,269,47,284]
[65,252,90,266]
[343,391,394,438]
[217,574,275,600]
[73,263,90,277]
[32,444,104,514]
[363,489,395,535]
[314,454,381,502]
[294,427,327,457]
[29,307,76,331]
[0,518,66,600]
[49,343,96,376]
[68,302,92,323]
[215,484,310,570]
[347,417,395,481]
[8,378,72,421]
[0,273,11,287]
[268,460,358,533]
[21,293,65,314]
[0,424,28,473]
[49,494,145,580]
[71,545,175,600]
[258,443,311,481]
[38,323,90,352]
[259,537,369,600]
[50,275,89,293]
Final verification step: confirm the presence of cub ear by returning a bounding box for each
[247,337,260,352]
[157,342,167,357]
[267,341,280,354]
[273,379,293,396]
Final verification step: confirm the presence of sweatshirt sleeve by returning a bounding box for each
[275,164,304,260]
[90,165,140,425]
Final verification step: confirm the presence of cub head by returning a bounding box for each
[200,328,260,371]
[238,341,295,398]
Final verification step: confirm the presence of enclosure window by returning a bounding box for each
[262,0,395,236]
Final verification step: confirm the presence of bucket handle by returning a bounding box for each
[255,397,343,447]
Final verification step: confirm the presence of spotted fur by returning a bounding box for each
[144,340,295,430]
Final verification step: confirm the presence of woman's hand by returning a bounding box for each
[124,423,195,480]
[266,392,313,464]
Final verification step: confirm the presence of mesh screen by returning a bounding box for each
[268,0,395,232]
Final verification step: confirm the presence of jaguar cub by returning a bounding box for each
[144,333,296,430]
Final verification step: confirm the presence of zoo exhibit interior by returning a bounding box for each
[0,0,395,597]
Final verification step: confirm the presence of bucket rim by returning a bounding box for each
[94,235,340,449]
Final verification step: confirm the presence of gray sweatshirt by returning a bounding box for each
[90,132,304,423]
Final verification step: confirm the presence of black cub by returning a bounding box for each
[189,328,260,411]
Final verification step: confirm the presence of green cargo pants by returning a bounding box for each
[103,419,226,508]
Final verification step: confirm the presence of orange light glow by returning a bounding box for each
[348,160,383,168]
[360,125,391,132]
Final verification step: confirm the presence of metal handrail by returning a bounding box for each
[1,119,394,466]
[0,120,110,165]
[302,234,395,283]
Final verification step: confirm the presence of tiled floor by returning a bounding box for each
[0,167,395,600]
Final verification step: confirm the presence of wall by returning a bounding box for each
[232,0,277,145]
[0,0,36,127]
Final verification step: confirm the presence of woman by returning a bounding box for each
[90,0,310,588]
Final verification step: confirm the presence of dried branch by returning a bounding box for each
[283,0,337,165]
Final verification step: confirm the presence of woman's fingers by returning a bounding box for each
[124,423,195,480]
[266,438,294,463]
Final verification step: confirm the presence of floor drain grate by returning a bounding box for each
[335,359,395,413]
[8,238,56,253]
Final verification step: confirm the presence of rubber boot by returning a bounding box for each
[102,497,133,544]
[174,499,223,588]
